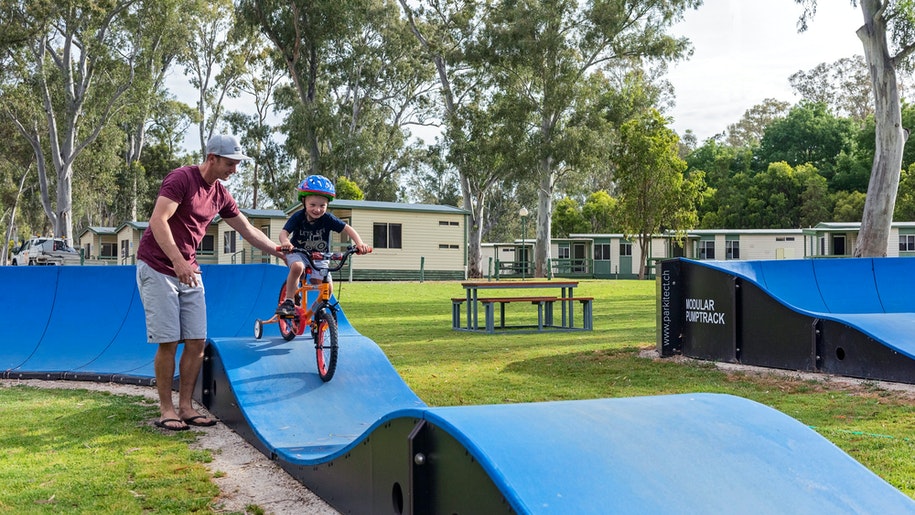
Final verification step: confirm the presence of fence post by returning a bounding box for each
[420,256,425,282]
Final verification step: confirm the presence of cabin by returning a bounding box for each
[77,226,118,262]
[802,221,915,257]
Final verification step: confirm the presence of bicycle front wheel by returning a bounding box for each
[314,309,339,382]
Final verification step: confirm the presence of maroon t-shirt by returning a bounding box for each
[137,165,240,276]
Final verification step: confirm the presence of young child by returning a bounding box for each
[275,175,371,316]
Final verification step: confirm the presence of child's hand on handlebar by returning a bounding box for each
[277,242,294,252]
[354,243,372,255]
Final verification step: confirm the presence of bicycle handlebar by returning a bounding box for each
[276,245,369,273]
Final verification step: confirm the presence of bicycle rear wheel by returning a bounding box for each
[314,309,338,382]
[277,281,300,341]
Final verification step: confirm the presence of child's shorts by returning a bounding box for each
[287,252,330,281]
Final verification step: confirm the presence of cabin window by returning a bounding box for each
[900,234,915,252]
[373,223,402,249]
[725,240,739,260]
[699,240,715,259]
[594,244,611,260]
[100,242,117,258]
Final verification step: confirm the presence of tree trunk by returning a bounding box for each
[2,169,31,266]
[463,173,484,279]
[535,160,553,278]
[56,162,74,243]
[637,234,650,280]
[854,0,907,257]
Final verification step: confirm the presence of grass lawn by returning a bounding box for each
[0,278,912,513]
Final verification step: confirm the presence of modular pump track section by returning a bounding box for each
[3,264,914,513]
[657,257,915,385]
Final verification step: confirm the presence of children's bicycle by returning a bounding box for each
[253,245,367,382]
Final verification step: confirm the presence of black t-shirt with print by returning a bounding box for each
[282,210,347,252]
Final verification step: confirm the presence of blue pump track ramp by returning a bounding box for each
[3,265,914,513]
[658,257,915,384]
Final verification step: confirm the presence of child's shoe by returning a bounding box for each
[275,299,296,316]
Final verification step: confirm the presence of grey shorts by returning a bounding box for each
[287,252,331,282]
[136,260,207,343]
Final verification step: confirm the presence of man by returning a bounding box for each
[136,134,284,431]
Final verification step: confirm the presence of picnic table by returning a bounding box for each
[452,280,593,333]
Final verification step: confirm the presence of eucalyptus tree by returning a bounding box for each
[0,118,36,264]
[475,0,700,277]
[115,0,196,221]
[403,144,463,206]
[238,0,433,202]
[789,56,874,122]
[222,40,291,209]
[180,0,261,158]
[238,0,363,175]
[0,0,176,244]
[797,0,915,256]
[725,98,791,148]
[398,0,497,277]
[320,1,436,200]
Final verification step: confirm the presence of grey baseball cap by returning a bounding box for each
[206,134,251,161]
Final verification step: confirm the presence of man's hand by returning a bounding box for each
[174,258,201,287]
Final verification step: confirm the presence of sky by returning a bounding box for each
[666,0,865,142]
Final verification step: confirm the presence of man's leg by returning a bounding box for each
[154,341,186,429]
[176,338,215,425]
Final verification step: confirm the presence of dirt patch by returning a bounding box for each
[0,379,338,515]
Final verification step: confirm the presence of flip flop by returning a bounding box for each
[182,415,217,427]
[155,418,189,431]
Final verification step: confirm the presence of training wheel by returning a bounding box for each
[254,319,263,340]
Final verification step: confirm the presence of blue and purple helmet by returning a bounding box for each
[297,175,335,201]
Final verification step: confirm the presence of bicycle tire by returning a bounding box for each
[277,281,299,341]
[314,309,338,382]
